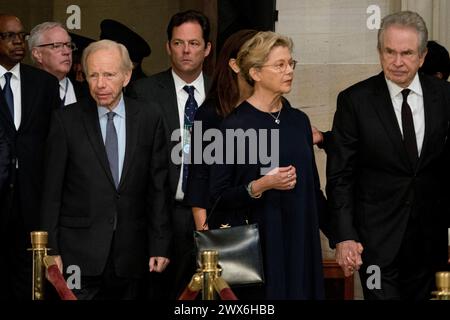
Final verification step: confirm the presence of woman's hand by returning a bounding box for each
[251,166,297,194]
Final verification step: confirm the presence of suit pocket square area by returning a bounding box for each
[59,216,91,228]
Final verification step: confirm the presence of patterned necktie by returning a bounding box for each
[105,111,119,188]
[401,89,418,167]
[3,72,14,118]
[182,85,198,193]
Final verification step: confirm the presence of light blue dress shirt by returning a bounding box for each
[97,95,126,182]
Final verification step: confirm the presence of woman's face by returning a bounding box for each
[252,46,295,95]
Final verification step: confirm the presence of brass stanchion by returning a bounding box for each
[178,250,237,300]
[431,272,450,300]
[29,231,48,300]
[200,250,221,300]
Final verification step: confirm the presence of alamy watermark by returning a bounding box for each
[171,121,280,175]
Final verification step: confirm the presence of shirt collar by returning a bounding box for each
[171,69,204,95]
[97,94,126,119]
[385,72,423,99]
[59,77,68,90]
[0,63,20,80]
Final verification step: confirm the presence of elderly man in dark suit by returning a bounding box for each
[0,14,60,300]
[29,22,91,106]
[40,39,170,300]
[129,10,211,299]
[327,11,450,300]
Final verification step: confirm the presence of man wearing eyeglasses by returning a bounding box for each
[0,14,60,300]
[29,22,88,107]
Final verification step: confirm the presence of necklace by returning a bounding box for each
[268,107,282,124]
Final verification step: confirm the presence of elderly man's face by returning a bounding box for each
[379,25,426,88]
[85,48,131,110]
[32,26,72,80]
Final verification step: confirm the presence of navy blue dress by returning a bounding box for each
[210,99,328,299]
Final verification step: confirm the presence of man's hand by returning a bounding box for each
[312,126,324,145]
[335,240,363,277]
[149,256,170,273]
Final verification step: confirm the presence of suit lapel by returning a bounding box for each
[119,98,139,189]
[371,73,412,170]
[19,65,37,132]
[160,69,180,134]
[416,74,439,169]
[0,89,15,131]
[82,98,116,188]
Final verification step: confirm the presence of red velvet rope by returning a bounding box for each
[178,286,200,300]
[46,265,77,300]
[217,287,238,300]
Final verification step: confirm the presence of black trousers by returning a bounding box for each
[72,236,139,300]
[146,202,195,300]
[0,186,32,300]
[359,214,447,300]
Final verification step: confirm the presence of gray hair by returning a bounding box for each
[28,21,67,52]
[81,39,133,75]
[236,31,293,86]
[378,11,428,55]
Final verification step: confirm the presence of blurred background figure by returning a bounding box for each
[68,32,95,84]
[100,19,151,85]
[419,40,450,81]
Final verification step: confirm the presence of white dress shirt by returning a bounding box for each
[59,77,77,106]
[171,70,206,200]
[386,73,425,156]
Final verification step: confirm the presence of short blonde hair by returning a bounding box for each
[82,39,133,75]
[236,31,293,85]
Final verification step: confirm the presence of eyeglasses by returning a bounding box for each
[37,42,78,51]
[0,32,29,42]
[260,60,298,73]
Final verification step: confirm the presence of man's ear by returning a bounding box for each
[204,41,212,58]
[228,58,240,74]
[31,48,43,64]
[165,41,171,56]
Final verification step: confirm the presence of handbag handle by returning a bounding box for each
[203,195,222,228]
[203,195,249,229]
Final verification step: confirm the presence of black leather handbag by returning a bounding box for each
[193,198,264,286]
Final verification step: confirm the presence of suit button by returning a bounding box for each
[116,194,120,199]
[109,217,115,224]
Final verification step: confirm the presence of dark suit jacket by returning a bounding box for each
[0,63,59,231]
[0,125,9,191]
[40,96,171,278]
[326,72,450,267]
[128,68,210,197]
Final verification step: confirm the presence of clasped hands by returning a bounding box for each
[335,240,364,277]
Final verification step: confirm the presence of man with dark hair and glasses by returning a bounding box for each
[0,14,60,300]
[29,22,89,107]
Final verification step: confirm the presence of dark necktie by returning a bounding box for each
[401,89,418,167]
[105,111,119,188]
[182,85,198,193]
[3,72,14,118]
